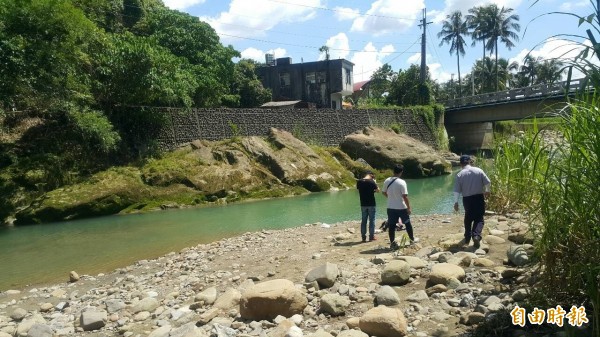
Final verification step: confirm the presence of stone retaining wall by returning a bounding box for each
[158,108,439,150]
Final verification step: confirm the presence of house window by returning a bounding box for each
[306,72,316,84]
[345,68,352,85]
[279,72,290,87]
[316,71,326,83]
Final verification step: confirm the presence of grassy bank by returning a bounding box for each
[481,94,600,335]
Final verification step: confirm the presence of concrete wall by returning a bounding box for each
[157,108,440,151]
[446,122,494,152]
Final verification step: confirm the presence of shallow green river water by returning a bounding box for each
[0,173,455,290]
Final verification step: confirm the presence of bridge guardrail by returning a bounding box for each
[443,78,589,109]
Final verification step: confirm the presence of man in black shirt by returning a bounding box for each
[357,170,379,242]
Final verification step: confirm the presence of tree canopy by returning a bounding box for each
[0,0,271,220]
[0,0,268,156]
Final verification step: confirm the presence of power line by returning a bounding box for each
[353,37,421,77]
[427,27,447,75]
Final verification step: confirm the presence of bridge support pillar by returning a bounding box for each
[446,122,493,152]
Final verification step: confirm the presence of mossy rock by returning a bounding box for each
[14,167,145,224]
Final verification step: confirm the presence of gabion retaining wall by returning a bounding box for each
[157,108,438,150]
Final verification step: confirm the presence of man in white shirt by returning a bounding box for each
[453,155,491,249]
[382,164,418,250]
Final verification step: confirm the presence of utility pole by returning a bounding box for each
[418,8,432,84]
[472,70,475,96]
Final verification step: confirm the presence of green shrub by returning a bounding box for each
[534,94,600,333]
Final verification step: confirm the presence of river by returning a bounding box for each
[0,173,455,290]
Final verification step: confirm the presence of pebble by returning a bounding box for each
[0,215,546,337]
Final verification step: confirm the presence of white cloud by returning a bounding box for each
[559,0,590,11]
[240,47,287,62]
[433,0,523,23]
[162,0,205,10]
[319,33,351,60]
[429,63,453,82]
[350,0,424,35]
[350,43,396,82]
[405,52,453,82]
[510,38,588,65]
[334,7,360,21]
[202,0,324,41]
[407,52,421,64]
[509,38,600,79]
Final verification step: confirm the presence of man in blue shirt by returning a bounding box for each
[357,170,379,242]
[453,155,491,249]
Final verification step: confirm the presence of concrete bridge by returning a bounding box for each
[443,78,588,151]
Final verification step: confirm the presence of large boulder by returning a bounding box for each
[375,286,401,306]
[132,297,159,313]
[381,260,410,285]
[242,129,348,191]
[507,245,530,266]
[213,288,241,311]
[429,263,466,286]
[359,306,408,337]
[195,287,218,305]
[26,324,53,337]
[340,127,451,178]
[396,256,427,269]
[80,310,107,331]
[319,294,351,316]
[15,314,46,336]
[240,279,308,320]
[305,263,339,289]
[105,299,126,313]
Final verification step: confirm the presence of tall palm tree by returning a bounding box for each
[484,5,520,91]
[466,6,492,94]
[473,57,516,92]
[438,11,469,97]
[537,59,564,84]
[519,54,541,86]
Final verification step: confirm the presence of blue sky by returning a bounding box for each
[164,0,595,83]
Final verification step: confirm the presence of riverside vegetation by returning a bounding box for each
[0,0,269,225]
[0,0,451,226]
[476,1,600,333]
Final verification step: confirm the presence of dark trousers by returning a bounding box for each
[463,194,485,240]
[387,208,414,243]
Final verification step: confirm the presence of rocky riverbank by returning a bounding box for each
[10,127,452,225]
[0,212,566,337]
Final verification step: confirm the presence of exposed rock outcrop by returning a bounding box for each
[14,128,356,224]
[340,127,452,178]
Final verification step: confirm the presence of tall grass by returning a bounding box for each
[481,123,550,213]
[483,96,600,335]
[529,1,600,332]
[534,94,600,334]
